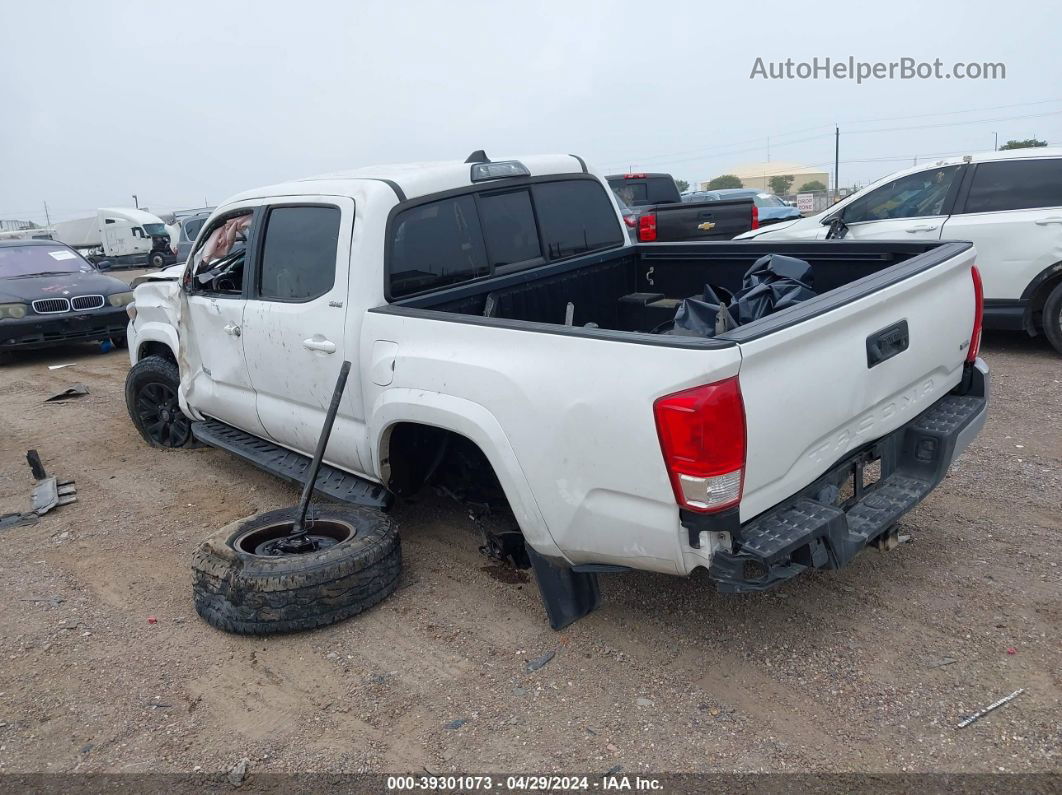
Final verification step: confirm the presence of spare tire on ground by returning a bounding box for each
[192,506,400,635]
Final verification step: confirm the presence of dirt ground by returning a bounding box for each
[0,314,1058,777]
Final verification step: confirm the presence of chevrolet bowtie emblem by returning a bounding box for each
[697,221,716,231]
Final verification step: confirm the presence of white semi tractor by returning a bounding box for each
[52,208,175,268]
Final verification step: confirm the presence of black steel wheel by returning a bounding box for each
[125,355,196,448]
[192,506,401,635]
[150,252,166,268]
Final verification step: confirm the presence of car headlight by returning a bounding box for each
[126,302,137,321]
[0,302,28,319]
[108,291,135,307]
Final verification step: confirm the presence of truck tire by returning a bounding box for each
[1043,281,1062,355]
[191,506,401,635]
[125,355,196,448]
[149,252,166,268]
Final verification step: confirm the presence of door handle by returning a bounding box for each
[1034,217,1062,225]
[303,337,336,354]
[905,224,939,232]
[223,323,241,337]
[866,320,909,368]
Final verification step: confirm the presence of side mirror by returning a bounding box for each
[825,216,849,240]
[96,260,113,271]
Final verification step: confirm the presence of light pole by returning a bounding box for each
[993,132,998,151]
[834,125,840,203]
[132,194,139,209]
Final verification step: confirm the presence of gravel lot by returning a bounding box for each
[0,309,1058,776]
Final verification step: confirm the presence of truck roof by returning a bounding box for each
[221,153,591,206]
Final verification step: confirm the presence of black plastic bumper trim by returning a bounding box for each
[680,505,740,547]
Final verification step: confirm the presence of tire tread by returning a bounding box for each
[191,506,401,635]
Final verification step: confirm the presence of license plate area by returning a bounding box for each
[834,451,883,510]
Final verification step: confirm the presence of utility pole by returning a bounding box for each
[834,125,840,203]
[993,132,998,151]
[132,194,139,209]
[767,135,770,162]
[42,201,51,227]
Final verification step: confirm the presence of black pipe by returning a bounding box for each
[291,360,351,536]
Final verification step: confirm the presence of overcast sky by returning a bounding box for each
[2,0,1060,223]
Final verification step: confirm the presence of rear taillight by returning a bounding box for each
[654,377,746,513]
[751,204,759,230]
[967,265,983,363]
[638,212,657,242]
[625,173,647,179]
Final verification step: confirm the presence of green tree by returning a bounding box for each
[998,138,1048,150]
[674,178,689,193]
[768,174,795,196]
[797,179,827,193]
[707,174,743,189]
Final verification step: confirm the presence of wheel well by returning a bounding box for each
[1023,266,1062,334]
[382,423,508,507]
[138,341,177,366]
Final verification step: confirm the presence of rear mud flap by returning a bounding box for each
[527,547,601,630]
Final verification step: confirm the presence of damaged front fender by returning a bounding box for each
[129,279,182,366]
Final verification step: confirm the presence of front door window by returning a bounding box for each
[843,166,960,224]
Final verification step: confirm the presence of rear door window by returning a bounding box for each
[477,190,542,271]
[962,158,1062,213]
[532,180,624,259]
[257,205,341,301]
[389,195,488,298]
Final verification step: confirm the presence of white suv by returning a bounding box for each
[737,148,1062,353]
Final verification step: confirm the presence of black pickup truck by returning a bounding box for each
[606,173,757,242]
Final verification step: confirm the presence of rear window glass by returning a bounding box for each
[258,206,341,301]
[387,178,626,299]
[611,182,648,206]
[964,159,1062,213]
[389,195,488,297]
[646,177,680,203]
[477,190,542,270]
[755,193,785,207]
[533,180,624,259]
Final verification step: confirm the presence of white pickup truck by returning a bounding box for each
[125,152,989,630]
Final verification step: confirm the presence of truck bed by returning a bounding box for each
[373,238,979,541]
[382,240,967,343]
